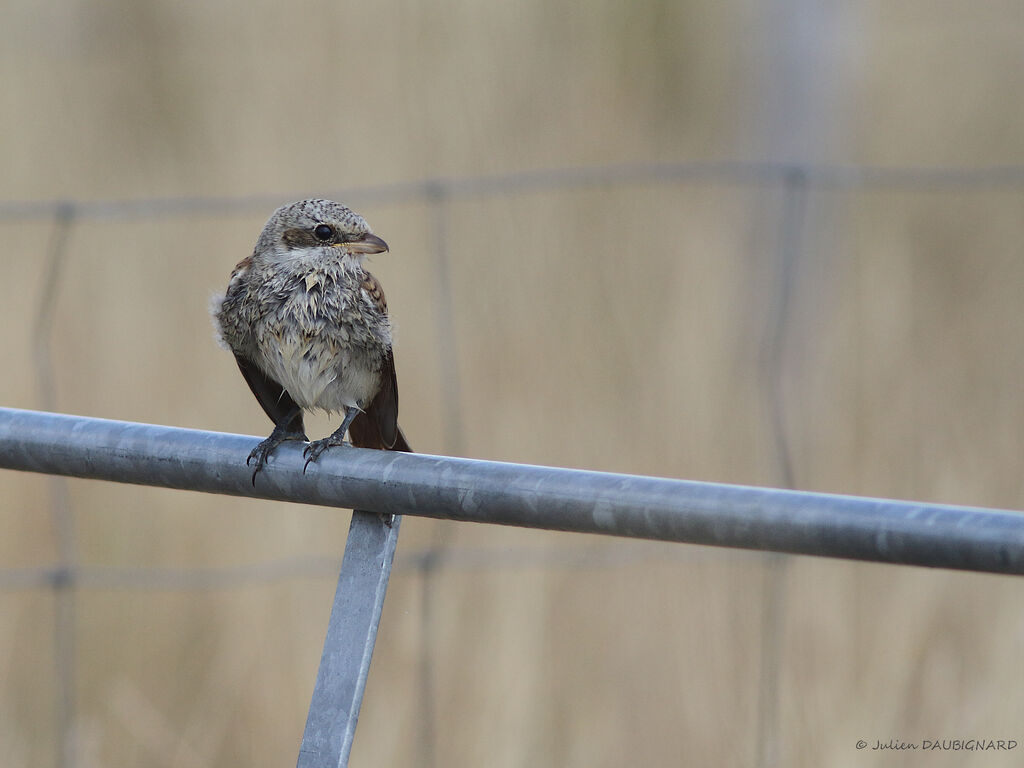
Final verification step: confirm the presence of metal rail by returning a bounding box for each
[2,407,1023,574]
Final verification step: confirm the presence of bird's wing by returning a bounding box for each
[348,270,410,452]
[349,347,410,451]
[220,255,305,437]
[359,269,389,314]
[233,352,306,437]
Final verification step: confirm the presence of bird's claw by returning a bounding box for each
[302,436,350,473]
[247,440,277,485]
[247,429,306,485]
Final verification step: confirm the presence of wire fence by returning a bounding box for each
[2,160,1024,768]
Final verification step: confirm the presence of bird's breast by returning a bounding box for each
[248,266,389,411]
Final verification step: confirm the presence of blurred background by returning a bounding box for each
[2,0,1023,766]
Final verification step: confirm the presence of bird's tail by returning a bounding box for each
[349,412,412,453]
[389,425,412,453]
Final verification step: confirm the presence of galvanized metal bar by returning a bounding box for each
[2,407,1024,574]
[297,510,401,768]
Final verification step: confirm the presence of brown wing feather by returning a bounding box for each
[349,348,411,451]
[349,270,410,451]
[360,270,388,314]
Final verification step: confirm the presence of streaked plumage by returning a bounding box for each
[212,199,410,481]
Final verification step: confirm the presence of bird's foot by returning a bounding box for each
[303,434,351,473]
[247,429,306,485]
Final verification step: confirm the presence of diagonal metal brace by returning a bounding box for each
[296,510,401,768]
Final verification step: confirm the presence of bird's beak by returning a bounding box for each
[340,233,389,255]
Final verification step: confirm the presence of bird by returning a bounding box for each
[212,199,411,484]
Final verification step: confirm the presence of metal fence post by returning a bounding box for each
[296,511,402,768]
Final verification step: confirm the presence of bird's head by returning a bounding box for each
[253,198,388,266]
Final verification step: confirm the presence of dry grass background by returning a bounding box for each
[1,1,1023,767]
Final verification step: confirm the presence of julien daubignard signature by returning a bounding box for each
[857,739,1018,752]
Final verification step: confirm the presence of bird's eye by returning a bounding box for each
[313,224,335,242]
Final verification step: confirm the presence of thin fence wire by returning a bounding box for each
[3,160,1023,768]
[3,161,1024,221]
[0,542,760,592]
[753,167,807,768]
[31,205,78,768]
